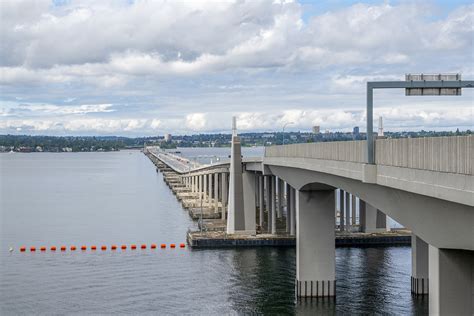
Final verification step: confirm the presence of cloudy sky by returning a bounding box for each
[0,0,472,136]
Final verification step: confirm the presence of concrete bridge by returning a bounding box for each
[146,133,473,315]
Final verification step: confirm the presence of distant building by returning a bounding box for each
[164,133,172,142]
[312,125,320,134]
[378,117,384,137]
[353,126,360,136]
[325,129,330,134]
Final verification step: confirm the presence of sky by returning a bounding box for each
[0,0,472,136]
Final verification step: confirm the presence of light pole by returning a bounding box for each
[282,122,294,145]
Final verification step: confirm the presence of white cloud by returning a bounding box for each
[0,1,472,135]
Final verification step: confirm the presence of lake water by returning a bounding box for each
[0,150,427,315]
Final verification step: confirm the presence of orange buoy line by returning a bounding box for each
[18,243,186,252]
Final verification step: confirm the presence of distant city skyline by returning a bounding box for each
[1,0,473,136]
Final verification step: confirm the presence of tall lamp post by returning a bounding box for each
[282,122,294,145]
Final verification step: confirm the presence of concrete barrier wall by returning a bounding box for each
[265,136,472,175]
[375,136,472,175]
[264,140,367,163]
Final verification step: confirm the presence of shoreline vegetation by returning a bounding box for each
[0,129,470,153]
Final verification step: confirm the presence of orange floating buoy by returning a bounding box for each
[50,246,57,251]
[40,246,46,251]
[141,244,146,249]
[101,245,107,251]
[111,245,117,250]
[81,245,87,251]
[151,244,157,249]
[70,246,77,251]
[180,243,185,248]
[131,244,137,250]
[121,245,127,250]
[160,244,166,248]
[170,244,176,248]
[60,246,67,251]
[20,246,26,252]
[30,246,36,252]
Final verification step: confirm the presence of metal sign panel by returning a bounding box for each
[405,73,462,96]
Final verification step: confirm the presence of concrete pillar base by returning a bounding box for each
[296,279,336,298]
[296,190,335,298]
[429,246,473,315]
[411,277,429,295]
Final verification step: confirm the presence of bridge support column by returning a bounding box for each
[259,175,264,227]
[411,234,429,295]
[296,189,335,297]
[345,191,351,231]
[360,201,387,233]
[285,182,291,233]
[339,190,345,231]
[221,172,228,220]
[351,195,357,226]
[290,187,296,236]
[214,173,219,212]
[203,174,208,205]
[277,178,283,218]
[208,173,213,207]
[271,176,277,234]
[429,246,473,315]
[198,174,203,203]
[265,176,272,232]
[242,171,256,235]
[227,132,249,234]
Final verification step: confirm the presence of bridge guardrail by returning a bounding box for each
[375,135,472,175]
[264,136,472,175]
[264,140,366,163]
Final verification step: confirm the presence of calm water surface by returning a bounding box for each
[0,151,427,315]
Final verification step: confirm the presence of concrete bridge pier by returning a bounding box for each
[338,190,345,231]
[214,172,219,211]
[351,194,357,226]
[265,175,272,232]
[226,120,256,235]
[289,186,296,236]
[277,178,284,218]
[411,234,429,295]
[359,200,388,233]
[345,191,351,231]
[258,175,264,227]
[198,174,203,204]
[271,176,277,234]
[296,189,335,297]
[285,182,291,233]
[429,246,473,315]
[221,172,228,219]
[208,173,213,207]
[203,174,208,205]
